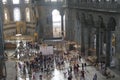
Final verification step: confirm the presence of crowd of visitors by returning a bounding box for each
[15,41,114,80]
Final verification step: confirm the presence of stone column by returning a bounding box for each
[60,11,64,38]
[106,29,112,67]
[0,0,6,79]
[0,0,4,54]
[115,18,120,71]
[64,9,74,41]
[64,9,69,40]
[81,21,86,55]
[99,28,104,56]
[87,25,92,56]
[96,27,100,62]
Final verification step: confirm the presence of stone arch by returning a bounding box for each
[98,16,105,29]
[87,14,95,26]
[106,17,116,67]
[87,14,96,49]
[80,13,87,24]
[76,11,80,21]
[80,13,89,55]
[95,15,107,62]
[107,17,116,31]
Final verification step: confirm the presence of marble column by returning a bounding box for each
[96,27,100,62]
[115,18,120,71]
[81,21,86,55]
[106,30,112,67]
[88,25,92,56]
[99,28,104,56]
[60,12,64,38]
[64,9,69,40]
[0,0,6,79]
[64,9,74,41]
[0,1,4,52]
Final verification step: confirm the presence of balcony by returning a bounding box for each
[63,0,120,13]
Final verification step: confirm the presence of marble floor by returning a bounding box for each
[4,41,120,80]
[15,58,120,80]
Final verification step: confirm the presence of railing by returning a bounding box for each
[63,0,120,12]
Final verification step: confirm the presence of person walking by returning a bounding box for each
[93,73,97,80]
[80,70,85,80]
[82,63,84,70]
[68,73,72,80]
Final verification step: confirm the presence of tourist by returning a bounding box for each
[68,72,72,80]
[82,63,84,70]
[79,55,81,61]
[80,70,85,80]
[93,73,97,80]
[84,63,87,70]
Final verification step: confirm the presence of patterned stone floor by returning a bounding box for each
[4,50,120,80]
[16,58,120,80]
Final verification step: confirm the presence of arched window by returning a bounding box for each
[25,0,29,3]
[52,9,61,37]
[4,9,9,23]
[45,0,50,2]
[51,0,57,2]
[13,0,20,4]
[26,8,30,22]
[2,0,7,4]
[13,7,21,21]
[45,0,63,2]
[59,0,63,1]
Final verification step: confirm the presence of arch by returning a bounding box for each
[98,16,105,29]
[52,9,61,37]
[107,17,116,31]
[76,12,80,21]
[87,14,95,26]
[80,13,87,24]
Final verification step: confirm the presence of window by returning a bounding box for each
[52,9,61,37]
[45,0,63,2]
[4,9,9,23]
[59,0,63,1]
[25,0,29,3]
[4,11,8,20]
[26,8,30,22]
[13,8,21,21]
[13,0,20,4]
[2,0,7,4]
[45,0,50,2]
[51,0,57,2]
[45,0,57,2]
